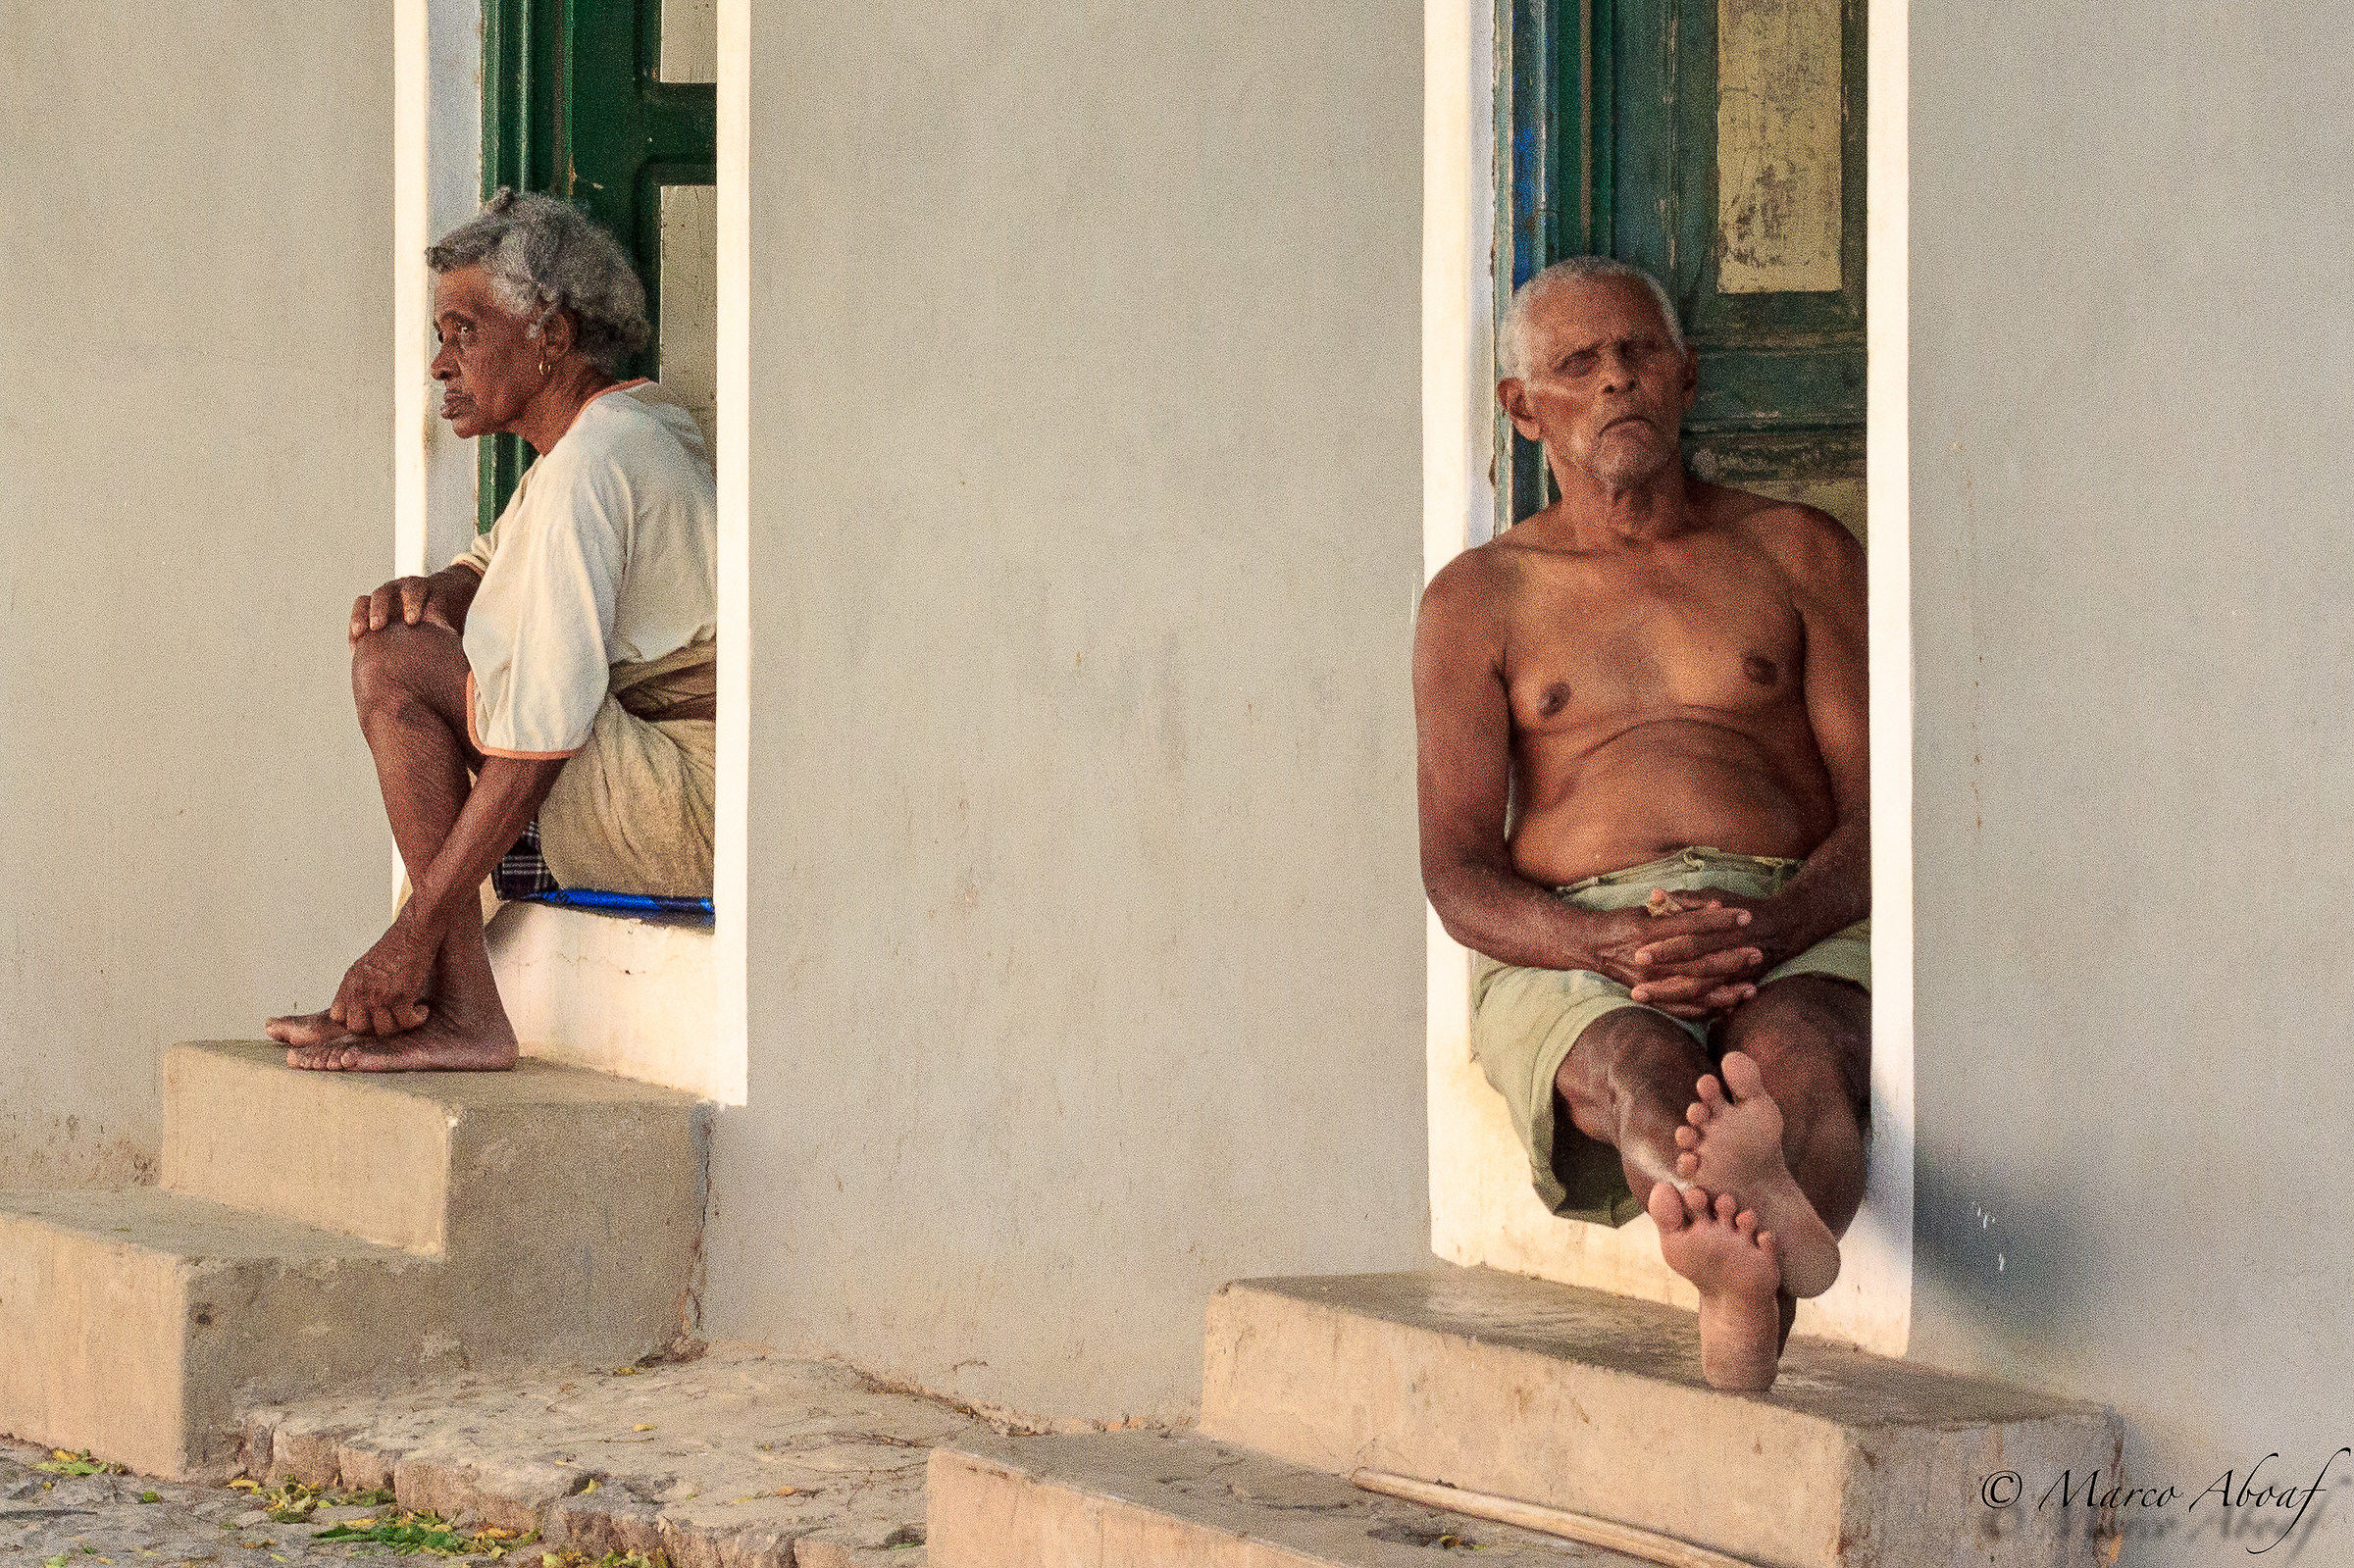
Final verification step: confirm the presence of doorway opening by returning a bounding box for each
[392,0,749,1105]
[1421,0,1910,1353]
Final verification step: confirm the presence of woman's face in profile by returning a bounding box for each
[429,266,542,441]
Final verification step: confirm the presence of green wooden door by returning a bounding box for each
[479,0,718,530]
[1503,0,1866,535]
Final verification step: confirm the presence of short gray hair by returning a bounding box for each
[1499,257,1684,379]
[426,189,650,376]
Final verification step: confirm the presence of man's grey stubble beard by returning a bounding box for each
[1581,430,1678,491]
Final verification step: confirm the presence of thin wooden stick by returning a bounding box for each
[1351,1468,1760,1568]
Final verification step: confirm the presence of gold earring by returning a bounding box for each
[537,353,549,378]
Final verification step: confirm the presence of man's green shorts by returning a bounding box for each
[1470,845,1869,1228]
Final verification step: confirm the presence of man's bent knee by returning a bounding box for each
[1556,1006,1709,1121]
[1721,976,1869,1122]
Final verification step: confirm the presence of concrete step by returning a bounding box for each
[929,1430,1647,1567]
[0,1187,441,1479]
[1199,1268,2122,1568]
[1,1041,710,1480]
[161,1039,703,1259]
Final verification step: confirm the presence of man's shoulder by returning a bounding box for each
[1417,536,1527,634]
[1709,485,1864,588]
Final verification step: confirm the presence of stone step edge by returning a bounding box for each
[1196,1269,2125,1568]
[0,1189,452,1479]
[238,1406,899,1568]
[169,1038,712,1105]
[0,1186,422,1264]
[159,1037,709,1262]
[1208,1270,2118,1426]
[927,1431,1655,1566]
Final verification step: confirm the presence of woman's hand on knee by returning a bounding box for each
[350,571,472,644]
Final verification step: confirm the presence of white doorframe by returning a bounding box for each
[712,0,751,1108]
[1859,0,1914,1358]
[1419,0,1914,1355]
[391,0,486,596]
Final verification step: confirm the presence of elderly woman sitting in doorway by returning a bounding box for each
[269,189,716,1072]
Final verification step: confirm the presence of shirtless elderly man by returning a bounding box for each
[1415,257,1868,1391]
[266,191,717,1073]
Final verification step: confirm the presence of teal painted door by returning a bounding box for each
[1506,0,1866,534]
[478,0,718,529]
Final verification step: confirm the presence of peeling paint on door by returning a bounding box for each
[1716,0,1843,293]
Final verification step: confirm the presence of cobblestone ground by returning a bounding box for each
[233,1349,992,1566]
[2,1346,1166,1566]
[1,1346,1112,1566]
[0,1437,745,1566]
[1,1434,545,1564]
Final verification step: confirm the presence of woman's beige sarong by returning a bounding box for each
[535,643,716,898]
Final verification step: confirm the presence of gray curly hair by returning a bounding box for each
[1499,257,1685,380]
[426,189,650,376]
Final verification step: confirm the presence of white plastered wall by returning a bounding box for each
[1907,1,2354,1551]
[707,1,1431,1420]
[1421,0,1913,1355]
[0,5,396,1185]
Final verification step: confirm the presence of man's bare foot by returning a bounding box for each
[281,1005,517,1073]
[1673,1049,1841,1298]
[1649,1183,1782,1392]
[267,1004,428,1048]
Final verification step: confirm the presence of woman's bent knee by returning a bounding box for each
[351,620,467,715]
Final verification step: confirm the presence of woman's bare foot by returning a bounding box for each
[1673,1049,1841,1298]
[280,999,517,1073]
[1650,1183,1783,1392]
[266,1006,428,1049]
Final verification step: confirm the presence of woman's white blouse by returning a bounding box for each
[453,381,716,758]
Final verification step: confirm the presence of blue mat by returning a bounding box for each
[521,888,714,921]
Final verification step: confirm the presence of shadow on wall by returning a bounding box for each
[1915,1153,2354,1563]
[1911,1141,2101,1356]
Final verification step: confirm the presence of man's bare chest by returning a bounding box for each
[1500,561,1805,734]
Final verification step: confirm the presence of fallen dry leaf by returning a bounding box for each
[726,1486,811,1504]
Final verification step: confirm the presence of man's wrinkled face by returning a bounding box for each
[429,267,539,440]
[1502,277,1698,493]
